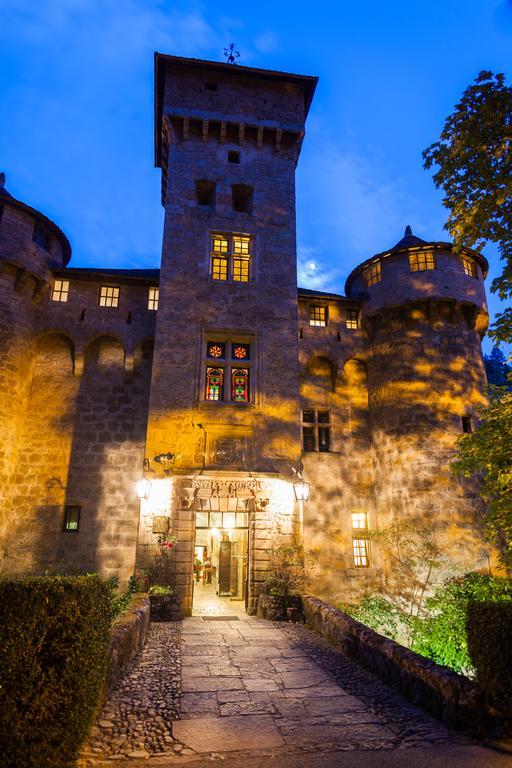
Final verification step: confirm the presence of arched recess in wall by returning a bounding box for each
[133,338,154,379]
[302,355,337,401]
[340,358,370,441]
[84,334,125,380]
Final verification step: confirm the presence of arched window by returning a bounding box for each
[205,367,224,401]
[232,368,249,402]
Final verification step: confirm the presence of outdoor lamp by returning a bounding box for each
[293,460,310,502]
[136,477,152,500]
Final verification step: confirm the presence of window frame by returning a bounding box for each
[302,409,332,452]
[98,285,120,308]
[461,255,478,278]
[309,305,328,327]
[351,511,368,530]
[409,250,435,272]
[363,260,382,288]
[148,286,159,311]
[63,505,81,532]
[352,537,370,568]
[346,308,359,330]
[209,232,253,284]
[203,335,254,405]
[51,279,69,303]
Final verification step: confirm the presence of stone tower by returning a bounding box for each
[345,227,491,592]
[142,55,317,613]
[0,175,71,566]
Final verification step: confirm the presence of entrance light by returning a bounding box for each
[292,460,310,502]
[136,478,152,500]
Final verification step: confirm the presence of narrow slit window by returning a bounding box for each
[231,184,253,214]
[462,415,473,433]
[99,285,120,307]
[195,179,216,208]
[409,251,435,272]
[63,505,81,532]
[363,261,382,287]
[352,538,369,567]
[51,279,69,303]
[309,306,328,327]
[148,287,159,311]
[346,309,359,329]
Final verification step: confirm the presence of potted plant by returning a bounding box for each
[148,584,183,621]
[157,533,177,551]
[257,545,304,621]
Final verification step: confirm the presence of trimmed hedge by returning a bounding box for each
[467,601,512,713]
[0,575,112,768]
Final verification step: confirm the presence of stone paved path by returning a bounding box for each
[174,615,460,756]
[82,613,472,766]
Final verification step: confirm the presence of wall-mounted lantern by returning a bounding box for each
[136,457,153,500]
[293,460,310,502]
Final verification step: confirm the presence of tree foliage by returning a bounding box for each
[423,70,512,344]
[452,389,512,566]
[484,346,512,388]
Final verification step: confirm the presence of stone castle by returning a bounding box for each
[0,54,493,614]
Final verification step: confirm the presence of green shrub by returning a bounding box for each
[0,575,112,768]
[411,573,512,674]
[148,584,174,595]
[467,601,512,711]
[340,595,411,642]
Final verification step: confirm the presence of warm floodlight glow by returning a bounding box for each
[136,478,152,500]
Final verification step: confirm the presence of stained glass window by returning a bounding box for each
[232,343,250,360]
[205,367,224,401]
[207,342,225,359]
[232,368,249,402]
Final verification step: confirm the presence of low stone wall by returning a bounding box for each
[302,595,498,733]
[105,593,150,699]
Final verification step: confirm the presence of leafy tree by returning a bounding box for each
[452,389,512,566]
[484,346,512,388]
[423,71,512,344]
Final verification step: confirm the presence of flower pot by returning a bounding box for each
[149,594,183,622]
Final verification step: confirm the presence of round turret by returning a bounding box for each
[345,226,488,334]
[351,227,492,582]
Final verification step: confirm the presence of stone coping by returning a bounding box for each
[302,595,499,734]
[105,593,150,700]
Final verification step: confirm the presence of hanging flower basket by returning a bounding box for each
[157,533,177,550]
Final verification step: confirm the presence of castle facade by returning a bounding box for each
[0,55,492,614]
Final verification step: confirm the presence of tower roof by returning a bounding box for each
[391,225,427,250]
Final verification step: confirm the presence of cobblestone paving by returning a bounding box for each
[82,614,468,764]
[81,623,192,764]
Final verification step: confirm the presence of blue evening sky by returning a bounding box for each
[1,1,511,351]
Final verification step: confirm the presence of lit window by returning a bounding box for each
[346,309,359,329]
[461,256,478,278]
[309,306,328,327]
[462,415,473,434]
[63,505,81,532]
[352,538,369,567]
[409,251,435,272]
[51,279,69,303]
[148,287,159,311]
[210,233,253,283]
[99,285,120,307]
[351,511,368,530]
[204,338,252,403]
[302,410,331,452]
[363,261,382,287]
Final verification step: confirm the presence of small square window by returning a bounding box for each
[99,285,120,307]
[363,261,382,287]
[346,309,359,330]
[148,287,159,311]
[351,512,368,530]
[461,256,478,278]
[409,251,435,272]
[232,343,250,360]
[228,151,240,164]
[207,341,225,359]
[309,306,328,327]
[63,505,80,532]
[352,538,369,567]
[51,279,69,302]
[211,256,228,281]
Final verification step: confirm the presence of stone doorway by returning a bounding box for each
[192,497,251,616]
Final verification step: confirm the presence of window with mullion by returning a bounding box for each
[210,233,252,283]
[204,337,252,403]
[302,409,331,452]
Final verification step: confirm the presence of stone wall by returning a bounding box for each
[303,595,497,733]
[106,593,150,700]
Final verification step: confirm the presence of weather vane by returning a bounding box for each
[224,44,240,65]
